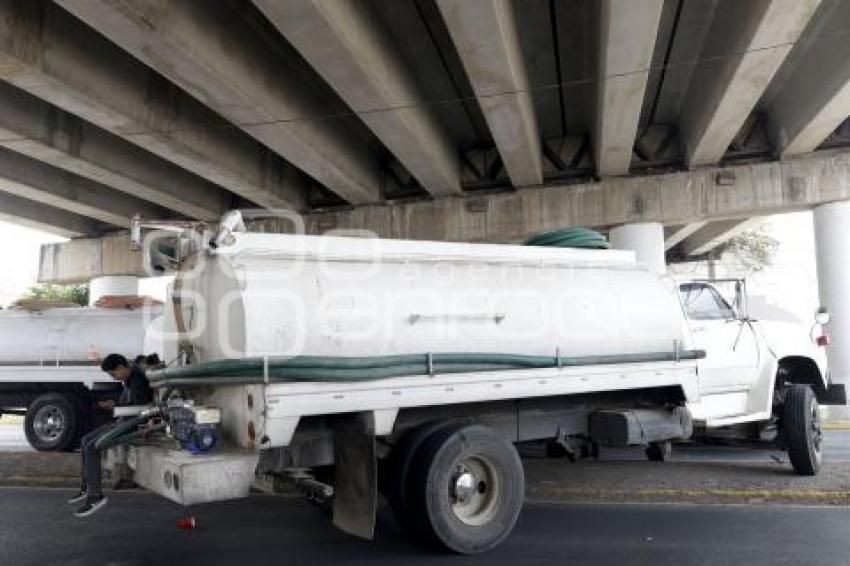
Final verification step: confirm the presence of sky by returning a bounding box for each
[748,211,820,324]
[0,212,822,315]
[0,221,66,306]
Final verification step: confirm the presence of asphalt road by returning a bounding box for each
[1,488,849,566]
[2,426,850,564]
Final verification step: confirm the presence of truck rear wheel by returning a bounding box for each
[24,393,80,452]
[406,423,524,554]
[782,384,822,476]
[383,420,456,532]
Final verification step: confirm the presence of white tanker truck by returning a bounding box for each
[76,215,849,553]
[0,305,162,451]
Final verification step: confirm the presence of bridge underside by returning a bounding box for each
[1,0,849,265]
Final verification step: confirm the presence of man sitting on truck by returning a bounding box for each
[69,353,154,517]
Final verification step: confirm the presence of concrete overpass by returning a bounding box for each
[5,0,850,392]
[0,0,843,247]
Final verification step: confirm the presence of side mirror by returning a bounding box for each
[733,280,748,320]
[815,307,831,326]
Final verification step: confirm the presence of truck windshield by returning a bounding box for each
[679,283,735,320]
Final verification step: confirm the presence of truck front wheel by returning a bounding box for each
[24,393,81,452]
[782,384,822,476]
[407,423,524,554]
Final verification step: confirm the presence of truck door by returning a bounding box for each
[679,282,761,396]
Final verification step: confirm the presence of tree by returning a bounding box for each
[19,283,89,307]
[718,226,779,273]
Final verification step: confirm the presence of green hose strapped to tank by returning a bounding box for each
[522,227,610,249]
[146,350,704,388]
[94,412,158,450]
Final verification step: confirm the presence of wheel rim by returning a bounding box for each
[448,455,501,526]
[811,398,823,460]
[32,405,65,443]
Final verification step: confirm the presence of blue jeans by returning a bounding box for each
[79,423,115,498]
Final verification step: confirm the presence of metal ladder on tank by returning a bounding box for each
[40,317,71,367]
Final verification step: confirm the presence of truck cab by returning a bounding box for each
[677,278,845,474]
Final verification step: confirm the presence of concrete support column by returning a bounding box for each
[814,201,850,415]
[609,222,666,274]
[88,275,139,306]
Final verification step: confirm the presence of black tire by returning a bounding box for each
[383,420,458,532]
[646,441,671,462]
[407,423,524,554]
[24,393,81,452]
[782,384,822,476]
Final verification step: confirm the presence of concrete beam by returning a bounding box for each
[0,82,228,220]
[0,0,306,210]
[594,0,663,175]
[59,0,381,205]
[766,1,850,157]
[679,218,760,257]
[39,233,143,284]
[664,222,708,251]
[0,191,106,238]
[286,149,850,243]
[651,0,719,124]
[437,0,543,188]
[256,0,460,197]
[679,0,820,167]
[39,149,850,281]
[0,147,170,227]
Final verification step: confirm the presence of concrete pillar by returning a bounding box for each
[89,276,139,306]
[609,222,666,274]
[814,201,850,415]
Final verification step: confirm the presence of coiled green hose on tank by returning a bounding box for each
[522,227,610,249]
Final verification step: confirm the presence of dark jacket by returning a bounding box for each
[117,366,154,406]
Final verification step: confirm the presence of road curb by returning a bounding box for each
[0,476,78,488]
[526,486,850,506]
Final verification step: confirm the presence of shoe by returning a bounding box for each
[67,490,87,505]
[74,495,108,518]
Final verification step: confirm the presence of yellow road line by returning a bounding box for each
[636,488,850,499]
[528,487,850,500]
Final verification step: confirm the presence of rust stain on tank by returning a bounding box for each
[247,420,256,447]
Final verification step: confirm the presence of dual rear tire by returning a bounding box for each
[384,422,524,554]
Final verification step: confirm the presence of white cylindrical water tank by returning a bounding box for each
[0,306,162,365]
[608,223,666,274]
[89,276,139,306]
[166,233,692,363]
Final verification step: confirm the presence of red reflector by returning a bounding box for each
[817,335,831,347]
[178,516,196,530]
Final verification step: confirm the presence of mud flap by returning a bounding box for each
[332,412,377,540]
[820,383,847,406]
